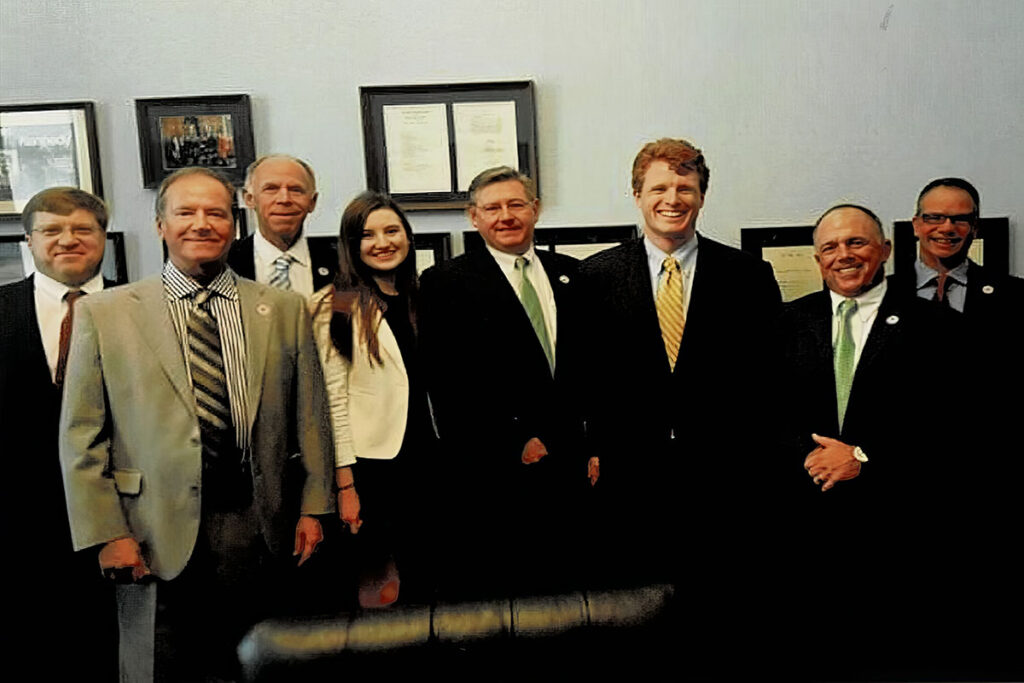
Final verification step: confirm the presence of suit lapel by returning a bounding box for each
[15,277,54,387]
[854,290,901,381]
[127,277,194,412]
[621,239,673,376]
[237,278,270,437]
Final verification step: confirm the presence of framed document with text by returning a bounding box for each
[360,81,538,210]
[741,225,822,302]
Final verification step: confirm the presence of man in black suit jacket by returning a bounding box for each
[227,154,336,293]
[771,204,986,677]
[0,187,116,677]
[419,166,585,598]
[579,139,781,588]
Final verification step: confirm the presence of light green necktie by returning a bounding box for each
[834,298,858,429]
[515,256,554,373]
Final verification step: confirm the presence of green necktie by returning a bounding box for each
[515,256,554,374]
[834,298,858,430]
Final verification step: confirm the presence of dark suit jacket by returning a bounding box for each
[419,247,584,474]
[227,233,337,289]
[773,283,966,509]
[0,274,118,676]
[579,234,782,489]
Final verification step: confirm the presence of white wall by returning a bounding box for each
[3,0,1022,278]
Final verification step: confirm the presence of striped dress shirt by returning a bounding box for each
[162,261,250,455]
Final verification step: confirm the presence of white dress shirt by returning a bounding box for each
[644,234,698,317]
[828,279,888,370]
[253,229,315,296]
[33,270,105,381]
[485,243,558,351]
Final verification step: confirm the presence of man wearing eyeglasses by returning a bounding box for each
[0,186,116,678]
[906,177,1024,314]
[418,165,585,599]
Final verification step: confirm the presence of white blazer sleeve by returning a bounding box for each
[308,287,357,467]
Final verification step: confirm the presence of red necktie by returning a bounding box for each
[54,289,85,387]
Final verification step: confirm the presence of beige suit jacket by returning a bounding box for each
[59,273,335,580]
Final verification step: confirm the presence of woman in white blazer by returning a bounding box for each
[309,191,433,607]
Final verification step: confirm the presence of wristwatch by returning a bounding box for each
[852,446,868,462]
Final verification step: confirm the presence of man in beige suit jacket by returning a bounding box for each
[59,167,335,681]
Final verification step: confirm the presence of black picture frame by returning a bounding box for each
[463,225,637,258]
[0,101,104,218]
[0,231,128,286]
[740,225,822,302]
[135,94,255,189]
[360,81,538,210]
[893,217,1009,278]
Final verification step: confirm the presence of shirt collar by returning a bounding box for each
[162,260,238,302]
[643,232,698,273]
[254,228,310,267]
[829,278,888,318]
[485,242,539,272]
[33,269,105,300]
[914,258,971,289]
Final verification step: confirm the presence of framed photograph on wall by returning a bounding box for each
[0,101,103,217]
[361,81,538,210]
[135,94,255,189]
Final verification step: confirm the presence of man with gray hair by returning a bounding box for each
[419,165,585,598]
[228,154,336,294]
[60,167,334,680]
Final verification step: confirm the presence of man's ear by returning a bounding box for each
[242,188,256,209]
[882,239,892,261]
[308,192,319,213]
[466,206,477,227]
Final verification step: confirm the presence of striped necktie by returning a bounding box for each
[515,256,554,373]
[656,257,685,371]
[187,288,233,462]
[834,298,858,430]
[268,255,294,290]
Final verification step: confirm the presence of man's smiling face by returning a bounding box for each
[635,160,704,250]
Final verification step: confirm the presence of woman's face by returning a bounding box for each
[359,208,410,272]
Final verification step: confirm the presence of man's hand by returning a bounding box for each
[339,487,363,534]
[587,457,600,486]
[804,433,861,492]
[293,515,323,566]
[98,537,150,581]
[521,437,548,465]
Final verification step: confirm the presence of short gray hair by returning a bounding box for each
[467,166,536,206]
[244,154,317,193]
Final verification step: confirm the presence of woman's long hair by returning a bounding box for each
[330,191,418,365]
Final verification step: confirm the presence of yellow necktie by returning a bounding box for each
[656,257,685,370]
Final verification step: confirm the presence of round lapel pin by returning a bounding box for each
[559,275,570,284]
[982,285,994,294]
[318,267,330,277]
[256,303,271,316]
[885,315,899,325]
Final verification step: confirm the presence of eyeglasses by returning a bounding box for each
[475,200,534,218]
[918,213,976,227]
[32,225,102,239]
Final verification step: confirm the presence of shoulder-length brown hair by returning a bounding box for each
[330,191,418,365]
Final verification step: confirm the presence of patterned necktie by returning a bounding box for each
[54,289,84,386]
[834,298,858,430]
[656,257,685,371]
[187,288,233,462]
[268,255,294,290]
[515,256,554,373]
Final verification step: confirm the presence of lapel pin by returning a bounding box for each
[256,303,271,316]
[559,275,570,284]
[885,315,899,325]
[982,285,994,294]
[318,267,329,277]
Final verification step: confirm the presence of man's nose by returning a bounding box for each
[274,188,292,203]
[664,187,679,203]
[56,228,79,245]
[498,204,515,220]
